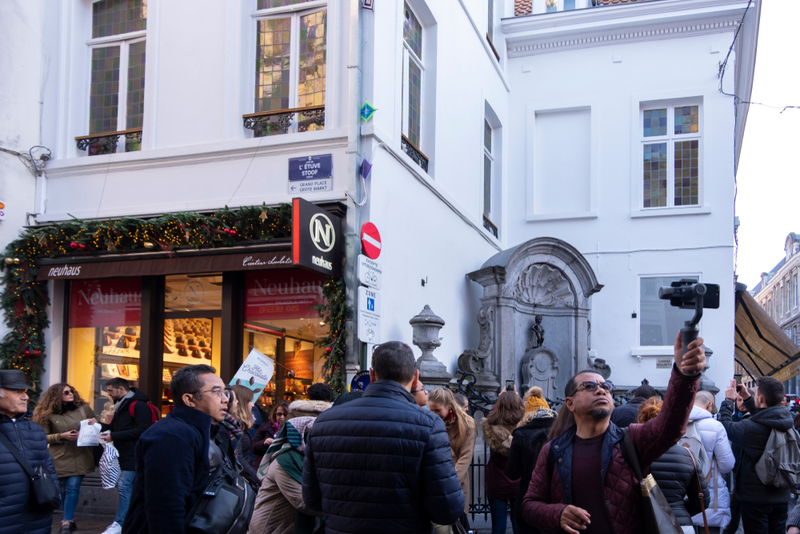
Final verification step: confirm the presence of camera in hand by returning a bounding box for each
[505,380,514,392]
[658,279,720,372]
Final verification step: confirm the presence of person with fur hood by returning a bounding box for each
[482,391,525,534]
[247,384,332,534]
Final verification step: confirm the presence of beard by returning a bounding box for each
[590,408,611,420]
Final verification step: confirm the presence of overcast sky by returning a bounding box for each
[736,0,800,290]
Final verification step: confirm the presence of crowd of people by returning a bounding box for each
[2,329,800,534]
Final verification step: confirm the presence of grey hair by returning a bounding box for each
[694,390,714,407]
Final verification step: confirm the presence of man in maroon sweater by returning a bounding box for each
[522,332,706,534]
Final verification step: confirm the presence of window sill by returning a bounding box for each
[526,211,597,222]
[631,347,674,357]
[631,206,711,218]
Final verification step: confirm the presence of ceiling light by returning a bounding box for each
[319,321,325,326]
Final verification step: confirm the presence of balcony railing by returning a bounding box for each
[401,134,429,173]
[243,105,325,137]
[75,128,142,156]
[483,215,498,238]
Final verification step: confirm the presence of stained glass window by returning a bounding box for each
[298,11,327,109]
[484,120,492,152]
[258,0,314,8]
[643,109,667,137]
[673,140,699,206]
[255,18,292,113]
[487,0,494,42]
[92,0,147,39]
[407,58,422,147]
[674,106,699,135]
[403,3,422,59]
[642,143,667,208]
[126,41,146,130]
[89,46,121,135]
[484,154,492,217]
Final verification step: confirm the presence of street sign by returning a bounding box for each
[357,254,382,290]
[360,222,382,259]
[288,154,333,194]
[357,286,381,344]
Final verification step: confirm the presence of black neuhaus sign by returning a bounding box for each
[292,197,342,277]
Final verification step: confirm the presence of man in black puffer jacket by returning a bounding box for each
[719,376,794,534]
[303,341,464,533]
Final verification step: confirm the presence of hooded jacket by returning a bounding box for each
[506,414,554,534]
[609,396,646,428]
[481,418,520,501]
[718,399,794,504]
[687,405,734,528]
[302,379,464,534]
[0,411,60,534]
[522,365,700,534]
[101,388,154,471]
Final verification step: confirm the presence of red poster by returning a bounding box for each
[69,278,142,328]
[244,270,325,321]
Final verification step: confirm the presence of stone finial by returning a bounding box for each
[409,305,451,388]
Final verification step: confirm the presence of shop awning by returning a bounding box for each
[735,286,800,381]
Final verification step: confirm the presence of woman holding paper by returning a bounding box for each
[33,384,98,534]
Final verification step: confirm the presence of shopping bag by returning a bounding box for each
[77,420,102,447]
[99,442,121,489]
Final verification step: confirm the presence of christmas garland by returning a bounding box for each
[0,204,292,399]
[314,277,348,396]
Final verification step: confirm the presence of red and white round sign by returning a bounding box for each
[360,222,382,259]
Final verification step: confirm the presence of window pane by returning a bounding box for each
[255,17,292,114]
[403,3,423,59]
[484,120,492,152]
[125,40,146,152]
[258,0,314,8]
[674,105,699,135]
[406,57,422,147]
[673,140,699,206]
[643,108,667,137]
[487,0,494,41]
[298,10,327,110]
[92,0,147,39]
[164,274,223,312]
[640,276,698,346]
[484,154,492,217]
[564,0,576,9]
[68,278,142,423]
[643,142,667,208]
[90,46,121,135]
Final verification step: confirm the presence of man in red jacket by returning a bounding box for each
[522,332,706,534]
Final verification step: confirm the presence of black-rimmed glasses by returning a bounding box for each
[195,388,230,400]
[573,381,613,394]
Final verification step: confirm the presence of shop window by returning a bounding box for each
[639,276,698,347]
[242,270,327,409]
[246,0,327,137]
[67,278,142,423]
[77,0,147,156]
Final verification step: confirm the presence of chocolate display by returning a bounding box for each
[117,337,131,349]
[125,327,137,335]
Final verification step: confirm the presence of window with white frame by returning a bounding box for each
[400,2,428,172]
[483,119,498,237]
[78,0,147,156]
[641,103,701,208]
[247,0,327,138]
[639,276,698,346]
[486,0,499,60]
[794,273,798,308]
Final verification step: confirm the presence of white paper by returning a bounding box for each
[77,420,102,447]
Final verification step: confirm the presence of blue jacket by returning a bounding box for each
[609,396,645,428]
[302,380,464,534]
[0,411,59,534]
[122,406,212,534]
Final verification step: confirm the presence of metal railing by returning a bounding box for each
[75,128,143,155]
[401,134,429,173]
[242,105,325,137]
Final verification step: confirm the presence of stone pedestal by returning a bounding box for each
[410,305,452,389]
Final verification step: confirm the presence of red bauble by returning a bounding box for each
[31,350,41,356]
[70,242,79,249]
[78,244,87,250]
[325,347,333,354]
[230,230,237,236]
[23,350,30,355]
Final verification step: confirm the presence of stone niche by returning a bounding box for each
[463,237,605,400]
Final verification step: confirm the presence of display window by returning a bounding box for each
[67,278,142,423]
[243,270,328,407]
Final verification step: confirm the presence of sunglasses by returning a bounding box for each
[573,381,614,394]
[62,389,73,395]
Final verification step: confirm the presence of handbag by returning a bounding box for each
[184,460,255,534]
[0,430,61,512]
[622,428,683,534]
[683,443,711,534]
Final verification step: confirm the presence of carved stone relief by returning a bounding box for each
[520,348,559,398]
[513,263,574,307]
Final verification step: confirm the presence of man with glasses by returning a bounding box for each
[522,333,706,534]
[122,364,230,534]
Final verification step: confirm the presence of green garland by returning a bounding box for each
[313,277,348,396]
[0,204,292,398]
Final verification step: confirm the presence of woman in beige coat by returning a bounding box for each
[429,388,477,532]
[33,383,97,534]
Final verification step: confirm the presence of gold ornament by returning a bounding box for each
[259,211,268,222]
[37,235,47,247]
[3,258,13,265]
[143,242,155,249]
[24,305,35,315]
[13,258,20,264]
[105,240,117,252]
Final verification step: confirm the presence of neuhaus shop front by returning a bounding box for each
[37,199,343,420]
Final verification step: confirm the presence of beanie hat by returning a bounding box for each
[525,386,549,413]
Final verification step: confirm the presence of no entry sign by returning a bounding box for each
[360,222,382,259]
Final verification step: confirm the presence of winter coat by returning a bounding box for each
[688,405,734,528]
[788,498,800,530]
[447,412,477,514]
[506,415,554,534]
[521,365,700,534]
[41,404,97,478]
[122,405,214,534]
[649,443,709,525]
[252,420,279,468]
[609,396,646,428]
[302,379,465,534]
[481,418,520,500]
[718,399,794,504]
[100,388,154,472]
[0,411,60,534]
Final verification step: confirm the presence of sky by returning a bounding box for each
[736,0,800,290]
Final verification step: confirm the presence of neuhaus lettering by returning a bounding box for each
[48,265,82,277]
[312,255,333,271]
[78,287,142,306]
[253,277,322,296]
